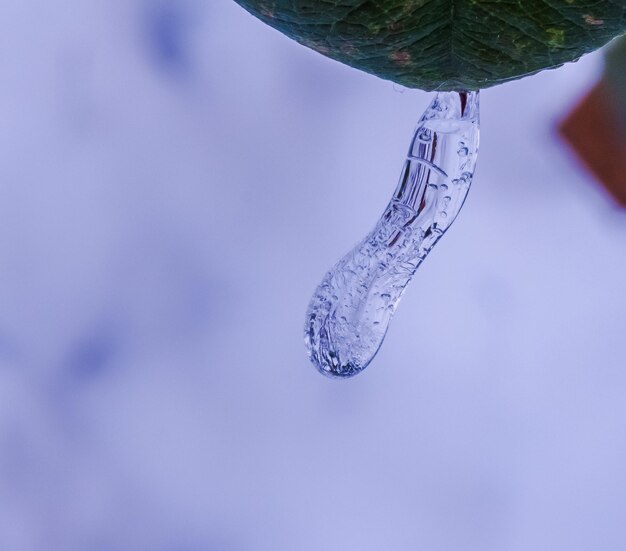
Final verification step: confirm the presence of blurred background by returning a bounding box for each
[1,1,626,550]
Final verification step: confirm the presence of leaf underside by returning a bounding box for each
[234,0,626,90]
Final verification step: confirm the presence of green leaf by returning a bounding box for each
[605,34,626,130]
[233,0,626,90]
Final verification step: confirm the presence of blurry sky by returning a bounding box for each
[1,1,626,550]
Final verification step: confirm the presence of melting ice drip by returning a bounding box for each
[304,91,480,378]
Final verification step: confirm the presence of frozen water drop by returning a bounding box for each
[304,91,480,378]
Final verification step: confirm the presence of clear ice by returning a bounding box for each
[304,91,480,378]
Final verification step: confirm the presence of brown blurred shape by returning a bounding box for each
[559,79,626,206]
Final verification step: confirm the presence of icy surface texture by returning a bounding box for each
[305,91,480,378]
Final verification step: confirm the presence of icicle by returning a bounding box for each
[304,91,480,378]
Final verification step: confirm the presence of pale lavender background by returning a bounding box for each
[1,1,626,550]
